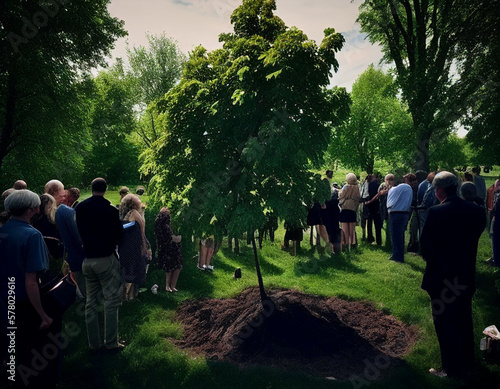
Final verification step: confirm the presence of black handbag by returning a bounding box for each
[39,270,77,316]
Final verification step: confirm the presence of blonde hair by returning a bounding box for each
[346,173,358,185]
[40,193,57,224]
[120,194,143,219]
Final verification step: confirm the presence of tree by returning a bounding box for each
[127,34,186,104]
[0,0,126,188]
[330,65,412,173]
[357,0,495,172]
[428,133,468,172]
[127,34,187,148]
[83,61,140,185]
[142,0,349,302]
[457,3,500,165]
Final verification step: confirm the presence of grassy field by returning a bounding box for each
[62,171,500,389]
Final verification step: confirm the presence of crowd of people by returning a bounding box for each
[285,167,499,268]
[1,167,499,385]
[0,178,182,388]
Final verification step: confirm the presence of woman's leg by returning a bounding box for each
[170,268,181,291]
[347,222,355,249]
[165,272,172,291]
[199,242,207,268]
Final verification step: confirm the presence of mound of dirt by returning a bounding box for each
[175,287,419,380]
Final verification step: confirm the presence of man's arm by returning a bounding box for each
[25,272,53,330]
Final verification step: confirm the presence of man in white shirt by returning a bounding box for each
[387,177,413,263]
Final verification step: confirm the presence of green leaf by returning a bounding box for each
[265,69,282,80]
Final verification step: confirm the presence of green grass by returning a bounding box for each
[59,220,500,389]
[63,171,500,388]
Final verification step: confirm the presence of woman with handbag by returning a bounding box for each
[338,173,361,251]
[118,194,149,300]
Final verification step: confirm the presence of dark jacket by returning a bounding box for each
[75,195,123,258]
[421,195,486,297]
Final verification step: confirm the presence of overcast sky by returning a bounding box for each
[108,0,383,91]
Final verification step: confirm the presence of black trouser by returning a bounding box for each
[367,202,383,245]
[12,301,62,388]
[430,293,474,378]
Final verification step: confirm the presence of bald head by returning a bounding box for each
[45,179,65,205]
[13,180,27,190]
[433,171,459,201]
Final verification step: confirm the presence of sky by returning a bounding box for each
[108,0,384,91]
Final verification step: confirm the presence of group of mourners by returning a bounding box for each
[288,167,499,380]
[0,178,183,388]
[285,167,500,268]
[1,166,499,386]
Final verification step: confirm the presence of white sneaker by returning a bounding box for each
[206,265,214,271]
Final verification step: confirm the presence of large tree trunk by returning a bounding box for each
[251,236,268,305]
[415,137,430,172]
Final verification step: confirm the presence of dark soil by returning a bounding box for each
[175,287,419,381]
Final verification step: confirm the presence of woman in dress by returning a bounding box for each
[338,173,361,250]
[154,207,182,292]
[119,194,149,300]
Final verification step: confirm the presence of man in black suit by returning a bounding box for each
[421,171,486,379]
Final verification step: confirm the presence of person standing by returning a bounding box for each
[76,178,124,351]
[118,194,149,300]
[365,174,382,245]
[472,166,486,206]
[0,190,57,388]
[387,177,413,263]
[44,179,66,206]
[338,173,361,250]
[421,171,486,379]
[493,197,500,267]
[404,173,420,253]
[63,187,81,208]
[55,202,87,298]
[155,207,183,292]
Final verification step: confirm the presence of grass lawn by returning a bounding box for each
[62,171,500,388]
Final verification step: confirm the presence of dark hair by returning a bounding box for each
[91,178,107,193]
[119,186,130,196]
[415,170,427,183]
[67,187,80,200]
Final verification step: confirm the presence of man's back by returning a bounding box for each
[56,204,85,271]
[421,196,486,296]
[474,174,486,202]
[76,195,122,258]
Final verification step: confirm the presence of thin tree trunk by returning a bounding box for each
[251,236,268,304]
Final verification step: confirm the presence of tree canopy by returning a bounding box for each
[0,0,126,189]
[357,0,496,172]
[126,34,187,148]
[82,61,140,185]
[330,65,412,174]
[142,0,349,240]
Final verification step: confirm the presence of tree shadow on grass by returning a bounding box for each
[293,250,367,278]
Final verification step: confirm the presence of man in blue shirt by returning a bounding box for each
[55,203,86,298]
[0,190,56,387]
